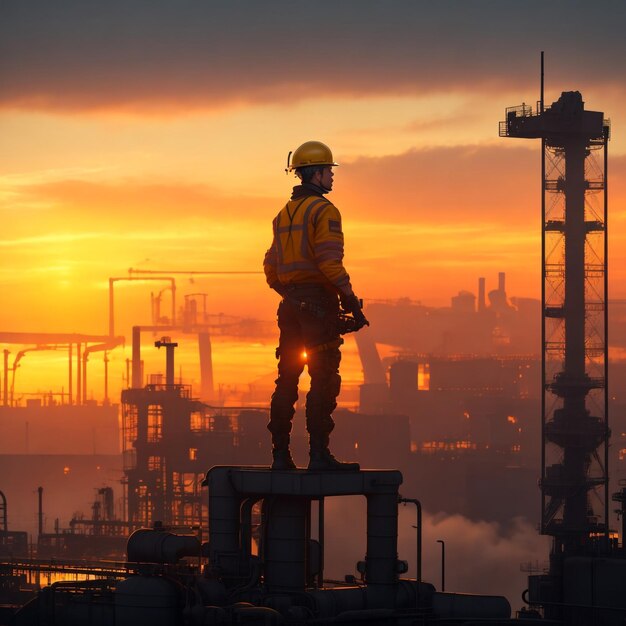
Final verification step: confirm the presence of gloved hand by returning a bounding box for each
[341,293,370,331]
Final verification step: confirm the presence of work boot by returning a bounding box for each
[308,446,360,471]
[271,448,297,470]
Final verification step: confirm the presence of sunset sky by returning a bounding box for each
[2,1,626,400]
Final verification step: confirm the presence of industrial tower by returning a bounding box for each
[500,88,610,564]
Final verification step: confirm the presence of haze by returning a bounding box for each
[2,2,626,400]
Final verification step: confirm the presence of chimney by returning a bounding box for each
[498,272,506,293]
[478,277,486,312]
[132,326,142,388]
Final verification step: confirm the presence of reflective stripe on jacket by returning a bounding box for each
[263,194,353,296]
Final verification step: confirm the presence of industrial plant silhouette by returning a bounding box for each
[3,62,626,625]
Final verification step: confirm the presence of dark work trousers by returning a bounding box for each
[268,291,342,450]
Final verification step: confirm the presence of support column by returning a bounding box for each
[3,350,9,406]
[76,343,82,405]
[366,492,399,607]
[68,344,73,405]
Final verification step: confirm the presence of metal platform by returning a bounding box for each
[204,465,403,497]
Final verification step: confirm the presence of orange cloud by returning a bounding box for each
[13,179,280,223]
[336,145,539,224]
[7,144,555,226]
[3,143,625,340]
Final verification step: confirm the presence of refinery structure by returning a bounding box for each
[3,65,626,624]
[502,80,611,548]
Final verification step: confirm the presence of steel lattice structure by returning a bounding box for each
[501,91,610,555]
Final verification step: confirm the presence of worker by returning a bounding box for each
[263,140,369,471]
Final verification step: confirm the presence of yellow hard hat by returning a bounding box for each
[287,141,339,171]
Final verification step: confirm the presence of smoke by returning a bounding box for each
[322,496,549,610]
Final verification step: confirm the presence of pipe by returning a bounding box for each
[171,284,176,327]
[318,497,325,587]
[227,558,262,602]
[617,491,626,550]
[38,487,43,538]
[310,581,436,619]
[308,586,367,618]
[239,497,261,557]
[128,268,262,276]
[10,346,58,406]
[398,497,422,586]
[437,539,445,591]
[76,343,82,405]
[231,606,282,624]
[539,50,544,113]
[109,276,176,337]
[166,343,175,386]
[540,107,546,536]
[108,278,114,337]
[0,490,7,532]
[2,350,9,406]
[432,592,510,619]
[126,529,201,564]
[604,122,610,549]
[104,351,109,404]
[68,344,72,405]
[82,350,88,404]
[82,340,118,402]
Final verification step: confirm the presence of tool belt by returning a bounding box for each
[282,284,335,316]
[281,284,360,337]
[305,337,344,356]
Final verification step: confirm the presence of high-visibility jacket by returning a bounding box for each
[264,189,353,297]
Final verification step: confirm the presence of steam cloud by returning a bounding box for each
[323,496,549,610]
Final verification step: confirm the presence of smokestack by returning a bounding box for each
[132,326,142,388]
[498,272,506,293]
[166,343,175,386]
[199,332,214,400]
[478,278,486,312]
[155,337,178,386]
